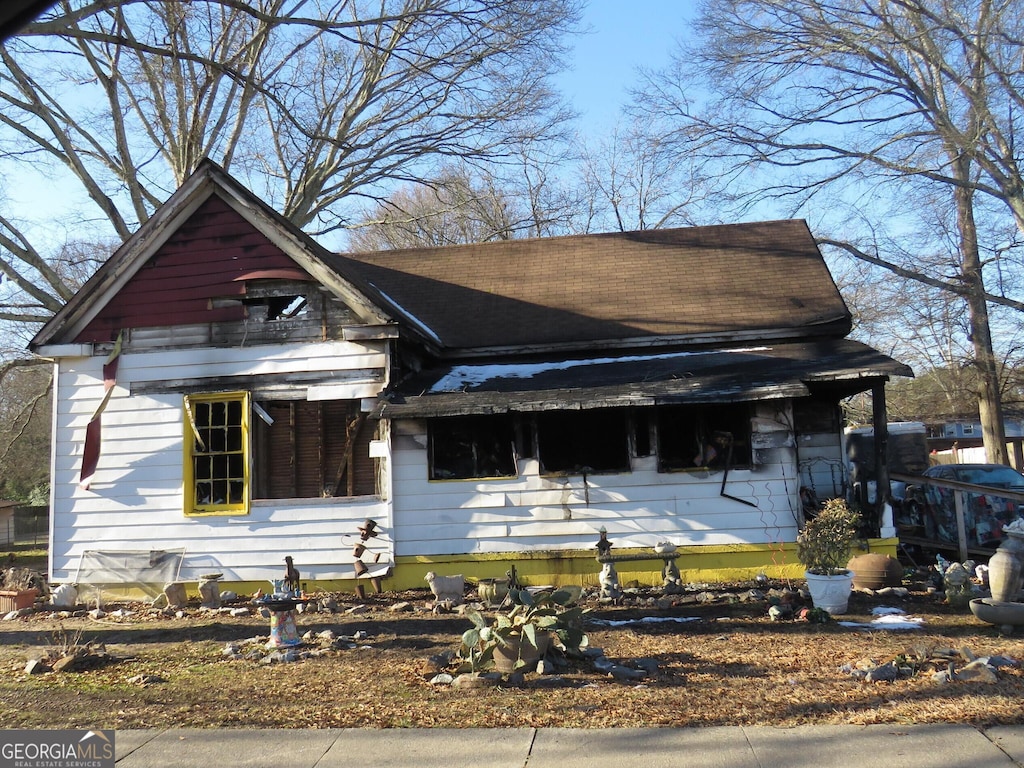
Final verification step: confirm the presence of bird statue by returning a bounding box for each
[283,556,300,595]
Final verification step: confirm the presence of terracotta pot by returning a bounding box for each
[847,553,903,590]
[491,631,552,674]
[0,588,37,613]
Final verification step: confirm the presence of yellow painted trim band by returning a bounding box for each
[87,540,900,599]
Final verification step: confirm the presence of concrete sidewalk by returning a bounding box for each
[113,725,1024,767]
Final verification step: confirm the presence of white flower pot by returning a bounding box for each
[804,570,854,615]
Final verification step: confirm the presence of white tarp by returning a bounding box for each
[74,549,186,599]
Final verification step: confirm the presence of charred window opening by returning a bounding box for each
[429,415,517,480]
[252,399,376,498]
[793,397,840,433]
[536,409,630,475]
[657,403,752,471]
[242,293,309,321]
[236,279,315,323]
[184,392,249,515]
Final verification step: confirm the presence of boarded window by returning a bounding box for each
[252,400,376,498]
[429,415,517,480]
[657,403,752,471]
[536,409,630,475]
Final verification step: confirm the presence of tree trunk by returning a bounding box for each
[955,178,1007,464]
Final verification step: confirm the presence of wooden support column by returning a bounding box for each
[871,380,891,537]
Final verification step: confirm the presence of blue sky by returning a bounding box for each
[6,1,699,249]
[558,1,695,134]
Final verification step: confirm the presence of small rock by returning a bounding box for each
[220,590,238,602]
[507,671,527,688]
[957,661,998,684]
[875,586,909,598]
[632,658,661,673]
[429,673,454,686]
[52,652,85,673]
[88,608,106,620]
[346,604,370,615]
[608,665,646,681]
[353,630,368,642]
[451,672,501,689]
[389,601,413,612]
[865,662,900,683]
[24,658,48,675]
[320,597,339,613]
[230,607,250,617]
[127,674,166,686]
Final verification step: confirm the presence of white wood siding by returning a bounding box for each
[389,403,809,558]
[49,341,391,584]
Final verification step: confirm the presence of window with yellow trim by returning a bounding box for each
[184,392,249,515]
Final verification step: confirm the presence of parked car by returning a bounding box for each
[900,463,1024,548]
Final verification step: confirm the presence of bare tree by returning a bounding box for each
[0,358,51,503]
[635,0,1024,463]
[579,119,713,232]
[348,152,590,250]
[0,0,581,325]
[348,168,518,250]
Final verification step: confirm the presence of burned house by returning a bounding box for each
[29,161,911,592]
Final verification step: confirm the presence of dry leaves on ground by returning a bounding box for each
[0,580,1022,730]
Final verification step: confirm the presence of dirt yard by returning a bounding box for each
[1,576,1023,730]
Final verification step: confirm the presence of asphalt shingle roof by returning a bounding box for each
[324,220,851,355]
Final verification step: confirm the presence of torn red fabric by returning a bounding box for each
[79,333,122,490]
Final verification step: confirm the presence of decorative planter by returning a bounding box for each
[804,571,853,615]
[491,631,552,674]
[477,578,510,607]
[847,553,903,590]
[988,532,1024,603]
[0,588,37,613]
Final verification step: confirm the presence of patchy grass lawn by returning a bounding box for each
[0,542,48,573]
[0,582,1022,730]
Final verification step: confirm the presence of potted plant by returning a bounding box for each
[457,585,589,675]
[797,497,860,615]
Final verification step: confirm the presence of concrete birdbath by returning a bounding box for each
[969,598,1024,634]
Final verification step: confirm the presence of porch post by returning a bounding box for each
[871,380,896,538]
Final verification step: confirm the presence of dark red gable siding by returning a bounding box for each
[75,195,311,343]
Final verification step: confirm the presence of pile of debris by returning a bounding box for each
[221,628,372,665]
[24,632,118,676]
[842,645,1018,684]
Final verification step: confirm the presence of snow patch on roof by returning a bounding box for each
[430,348,771,392]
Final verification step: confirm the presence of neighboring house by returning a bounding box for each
[0,501,17,547]
[925,419,1024,471]
[29,161,912,593]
